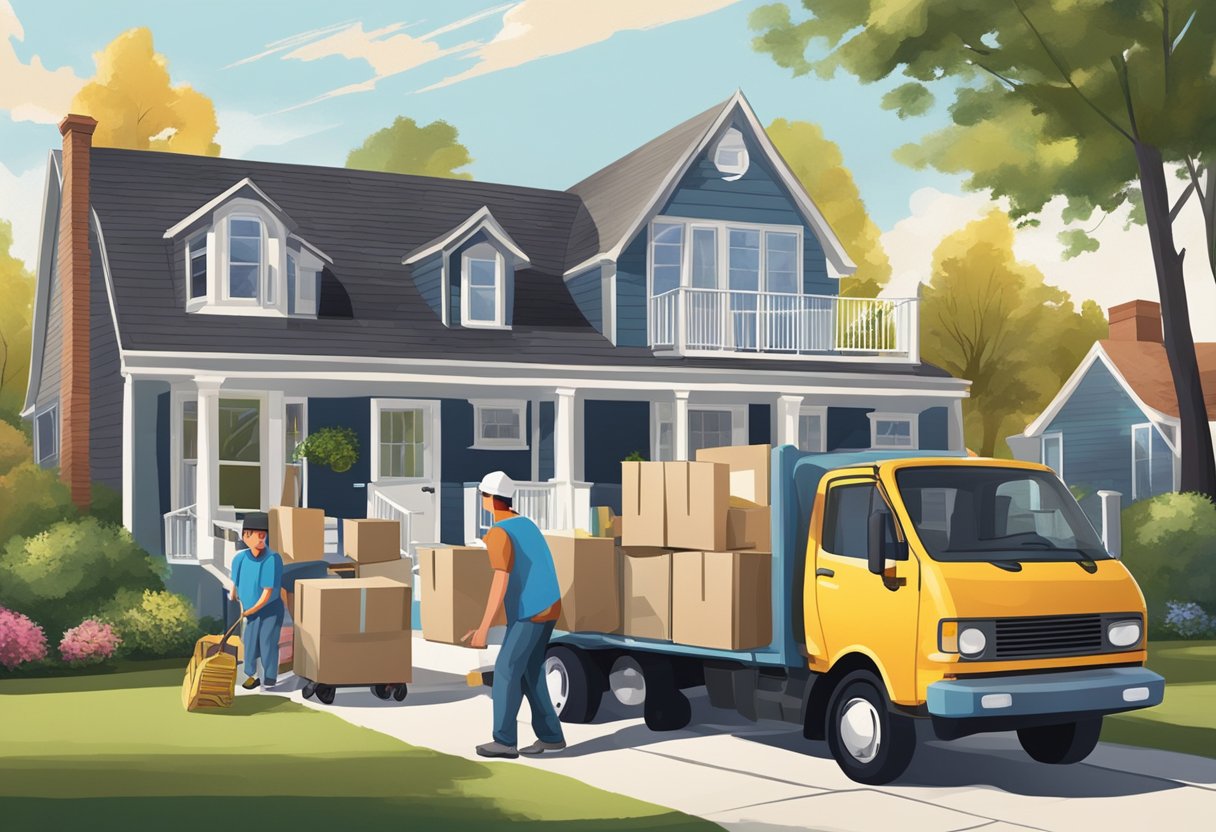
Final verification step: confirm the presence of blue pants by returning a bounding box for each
[242,603,284,684]
[492,618,565,748]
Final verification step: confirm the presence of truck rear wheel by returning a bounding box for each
[544,645,606,724]
[826,670,916,785]
[1017,717,1102,764]
[639,654,692,732]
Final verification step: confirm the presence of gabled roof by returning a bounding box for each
[403,205,530,266]
[163,177,292,238]
[564,90,857,277]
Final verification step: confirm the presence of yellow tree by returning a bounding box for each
[921,211,1107,457]
[346,117,473,180]
[767,119,891,297]
[71,28,219,156]
[0,220,34,423]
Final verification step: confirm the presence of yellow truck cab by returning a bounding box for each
[542,447,1165,784]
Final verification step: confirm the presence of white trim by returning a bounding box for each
[22,151,61,416]
[403,206,531,266]
[122,376,134,530]
[1130,423,1152,500]
[92,208,124,354]
[469,399,528,450]
[798,404,828,452]
[530,399,541,481]
[713,127,749,180]
[284,397,309,507]
[371,398,440,484]
[289,233,333,265]
[33,402,59,464]
[460,242,507,328]
[440,247,451,327]
[1041,431,1064,480]
[603,262,618,345]
[868,411,918,450]
[162,178,290,239]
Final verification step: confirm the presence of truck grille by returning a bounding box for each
[993,614,1104,659]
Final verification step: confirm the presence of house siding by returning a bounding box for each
[410,253,444,323]
[919,407,950,451]
[567,267,603,332]
[616,234,648,347]
[35,226,62,416]
[583,400,649,515]
[89,238,123,491]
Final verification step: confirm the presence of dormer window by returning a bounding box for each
[713,127,749,180]
[226,216,263,301]
[462,242,505,327]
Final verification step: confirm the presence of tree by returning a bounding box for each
[767,119,891,297]
[346,117,473,179]
[0,220,34,423]
[752,0,1216,498]
[71,28,220,155]
[921,211,1107,457]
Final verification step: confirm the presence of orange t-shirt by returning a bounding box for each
[484,519,561,623]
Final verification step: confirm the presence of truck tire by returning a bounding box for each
[1017,717,1102,764]
[826,670,916,785]
[544,645,606,724]
[640,655,692,732]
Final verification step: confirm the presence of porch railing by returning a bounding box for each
[465,480,592,542]
[648,288,918,359]
[164,504,198,564]
[367,486,415,556]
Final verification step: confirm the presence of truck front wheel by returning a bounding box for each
[826,671,916,785]
[1017,718,1102,765]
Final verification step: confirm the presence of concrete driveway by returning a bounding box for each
[265,636,1216,832]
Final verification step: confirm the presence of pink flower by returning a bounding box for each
[0,606,48,669]
[59,617,122,665]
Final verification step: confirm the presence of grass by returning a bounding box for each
[1102,640,1216,759]
[0,667,716,831]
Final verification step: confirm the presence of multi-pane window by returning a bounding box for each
[688,409,734,457]
[181,400,198,506]
[476,404,524,447]
[766,231,799,294]
[870,414,915,449]
[728,229,762,292]
[1041,432,1063,477]
[462,243,502,326]
[218,398,261,510]
[380,409,425,479]
[651,222,684,296]
[1132,424,1152,499]
[690,227,717,289]
[35,406,57,464]
[188,234,207,300]
[227,217,262,299]
[798,409,825,453]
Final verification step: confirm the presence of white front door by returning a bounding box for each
[370,399,442,546]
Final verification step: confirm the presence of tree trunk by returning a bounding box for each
[1135,142,1216,500]
[979,403,1003,458]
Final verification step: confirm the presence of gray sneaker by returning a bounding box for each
[475,741,519,759]
[519,740,567,755]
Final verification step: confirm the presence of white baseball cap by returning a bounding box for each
[478,471,517,499]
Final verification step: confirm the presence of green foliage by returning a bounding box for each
[100,589,200,658]
[346,116,473,179]
[1058,228,1101,260]
[292,426,359,473]
[0,219,34,418]
[623,450,647,462]
[881,82,934,118]
[0,463,76,548]
[0,419,29,476]
[89,481,124,526]
[0,518,165,640]
[1121,492,1216,635]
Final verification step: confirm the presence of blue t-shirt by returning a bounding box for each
[231,547,283,617]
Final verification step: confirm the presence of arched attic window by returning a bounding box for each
[713,127,749,181]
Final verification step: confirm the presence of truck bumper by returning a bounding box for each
[927,666,1164,720]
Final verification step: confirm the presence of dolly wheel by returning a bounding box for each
[371,684,393,701]
[393,683,409,702]
[315,684,336,705]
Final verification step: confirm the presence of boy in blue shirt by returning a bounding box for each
[229,512,284,690]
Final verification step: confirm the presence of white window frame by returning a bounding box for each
[461,242,507,329]
[371,398,436,484]
[470,399,528,451]
[713,127,750,181]
[34,404,58,464]
[647,216,804,299]
[216,393,268,513]
[798,405,828,453]
[184,197,288,318]
[686,404,749,457]
[185,232,209,308]
[222,214,266,305]
[1131,423,1152,500]
[1041,431,1064,479]
[868,412,918,450]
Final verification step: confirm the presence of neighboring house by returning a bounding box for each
[1009,299,1216,516]
[23,92,968,610]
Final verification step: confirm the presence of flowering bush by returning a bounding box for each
[1163,601,1216,640]
[59,617,122,665]
[1121,493,1216,635]
[0,606,48,669]
[101,589,200,658]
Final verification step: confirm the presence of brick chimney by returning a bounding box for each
[58,114,97,511]
[1108,299,1163,343]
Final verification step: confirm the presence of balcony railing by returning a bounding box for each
[648,288,918,360]
[164,504,198,564]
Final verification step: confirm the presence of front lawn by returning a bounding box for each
[1102,640,1216,759]
[0,667,716,830]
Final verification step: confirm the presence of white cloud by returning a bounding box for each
[422,0,740,91]
[214,110,338,158]
[881,181,1216,340]
[0,160,47,270]
[0,0,84,124]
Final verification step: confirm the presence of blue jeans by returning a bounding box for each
[242,603,284,684]
[492,618,565,748]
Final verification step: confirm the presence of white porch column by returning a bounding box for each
[554,387,577,529]
[266,390,285,508]
[195,376,223,562]
[122,373,134,532]
[948,399,966,452]
[777,394,804,447]
[674,390,690,461]
[906,283,922,364]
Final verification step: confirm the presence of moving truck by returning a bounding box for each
[537,447,1165,784]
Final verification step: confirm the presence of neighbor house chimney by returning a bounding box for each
[1108,299,1163,343]
[58,113,97,511]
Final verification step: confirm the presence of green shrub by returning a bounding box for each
[293,426,359,472]
[100,589,200,658]
[0,419,30,476]
[1121,492,1216,635]
[0,463,76,547]
[89,481,123,526]
[0,517,165,640]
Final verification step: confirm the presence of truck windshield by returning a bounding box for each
[893,466,1111,563]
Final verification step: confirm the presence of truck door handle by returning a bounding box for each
[421,486,435,494]
[816,568,835,578]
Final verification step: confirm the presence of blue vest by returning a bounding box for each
[495,515,561,624]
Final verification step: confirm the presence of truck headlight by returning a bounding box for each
[958,627,987,657]
[1108,620,1142,648]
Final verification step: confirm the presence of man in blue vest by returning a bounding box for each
[463,471,566,759]
[229,512,284,691]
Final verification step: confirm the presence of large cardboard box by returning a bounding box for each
[356,557,414,586]
[620,546,672,640]
[343,518,401,564]
[417,546,505,645]
[544,533,620,633]
[269,507,324,564]
[292,577,412,684]
[664,461,729,552]
[672,551,772,651]
[621,461,666,547]
[696,444,772,507]
[726,504,772,552]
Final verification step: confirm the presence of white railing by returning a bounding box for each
[163,504,197,564]
[368,487,415,555]
[465,480,593,542]
[648,288,918,359]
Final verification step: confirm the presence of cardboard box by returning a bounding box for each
[664,461,729,552]
[672,551,772,651]
[696,444,772,507]
[545,533,621,633]
[270,507,325,563]
[620,546,672,640]
[356,557,414,586]
[292,577,412,684]
[417,546,505,645]
[621,461,666,547]
[343,518,401,564]
[726,505,772,552]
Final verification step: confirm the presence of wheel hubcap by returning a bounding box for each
[839,697,882,763]
[544,656,569,714]
[609,657,646,706]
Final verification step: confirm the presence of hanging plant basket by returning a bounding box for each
[292,427,359,473]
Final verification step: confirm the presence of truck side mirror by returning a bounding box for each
[868,509,908,576]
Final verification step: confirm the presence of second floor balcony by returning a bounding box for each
[647,289,919,362]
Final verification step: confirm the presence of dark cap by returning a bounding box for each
[242,512,269,532]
